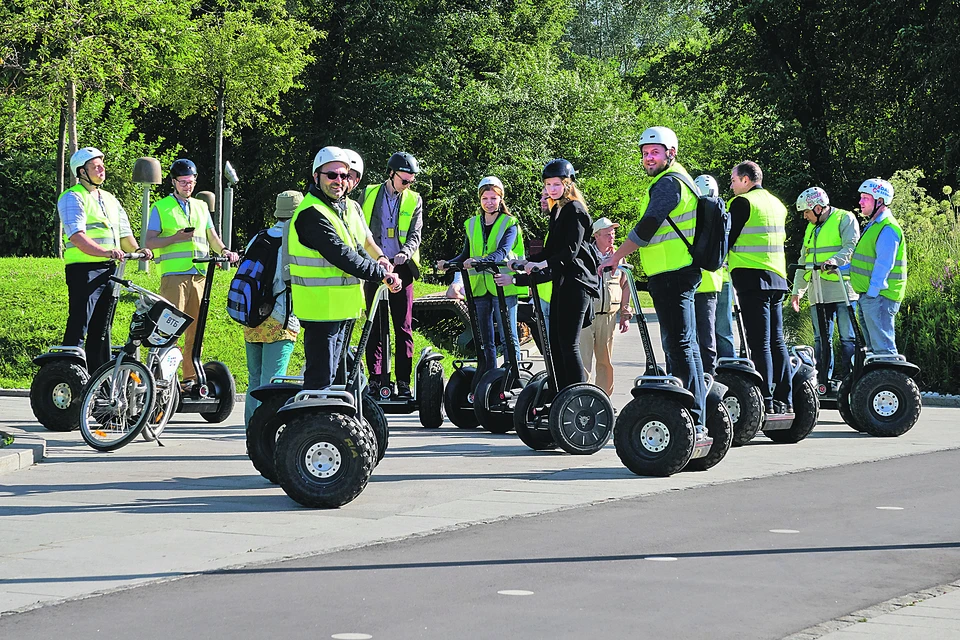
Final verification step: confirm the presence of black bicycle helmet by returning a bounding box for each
[387,152,420,174]
[542,158,576,180]
[169,158,198,178]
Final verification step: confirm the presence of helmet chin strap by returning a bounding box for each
[79,169,103,188]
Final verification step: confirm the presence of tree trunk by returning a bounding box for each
[55,104,67,258]
[67,78,78,174]
[213,78,226,235]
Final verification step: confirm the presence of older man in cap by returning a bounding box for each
[580,217,632,396]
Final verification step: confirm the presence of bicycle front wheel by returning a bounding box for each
[80,358,156,452]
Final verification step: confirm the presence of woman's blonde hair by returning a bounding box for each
[548,179,588,213]
[479,184,512,216]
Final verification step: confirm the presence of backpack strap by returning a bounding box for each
[663,173,698,254]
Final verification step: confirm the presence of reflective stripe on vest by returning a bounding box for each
[636,162,698,277]
[60,185,121,264]
[361,183,421,268]
[728,189,787,278]
[849,213,907,302]
[801,208,848,282]
[466,214,516,297]
[153,195,211,276]
[287,192,366,321]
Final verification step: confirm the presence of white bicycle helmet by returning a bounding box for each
[478,176,504,195]
[796,186,830,211]
[694,174,719,198]
[70,147,104,176]
[312,146,351,174]
[639,127,679,153]
[858,178,894,205]
[343,149,364,181]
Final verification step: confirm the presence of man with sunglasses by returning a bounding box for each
[145,158,238,390]
[289,146,401,391]
[357,151,424,398]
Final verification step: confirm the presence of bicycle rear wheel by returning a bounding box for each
[80,358,156,452]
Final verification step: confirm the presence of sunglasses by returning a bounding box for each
[323,171,351,181]
[396,176,416,186]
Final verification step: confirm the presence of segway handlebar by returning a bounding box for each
[193,255,232,265]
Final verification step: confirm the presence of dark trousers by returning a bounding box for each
[517,300,545,353]
[648,266,706,428]
[302,320,345,390]
[63,261,117,372]
[548,281,590,391]
[364,264,414,385]
[737,289,792,407]
[694,291,718,376]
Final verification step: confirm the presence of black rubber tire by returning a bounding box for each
[200,361,236,424]
[852,368,922,437]
[30,360,88,432]
[474,369,515,434]
[417,360,445,429]
[362,392,389,462]
[79,358,156,452]
[274,412,376,508]
[837,375,863,432]
[246,395,290,484]
[685,400,733,472]
[513,378,557,450]
[548,384,614,455]
[143,377,178,442]
[614,395,695,477]
[715,371,764,446]
[764,378,820,443]
[443,367,479,429]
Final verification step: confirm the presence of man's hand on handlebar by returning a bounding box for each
[523,260,547,275]
[493,273,513,287]
[507,259,526,272]
[463,258,476,270]
[384,273,403,293]
[378,256,394,273]
[221,249,240,264]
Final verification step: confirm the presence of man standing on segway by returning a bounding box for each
[288,146,401,390]
[600,126,707,431]
[790,187,860,386]
[58,147,153,372]
[145,159,239,392]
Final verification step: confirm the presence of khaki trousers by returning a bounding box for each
[579,310,618,396]
[159,274,206,382]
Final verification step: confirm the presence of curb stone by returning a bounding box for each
[0,431,46,474]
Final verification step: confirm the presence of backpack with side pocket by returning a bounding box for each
[226,229,284,328]
[665,172,730,272]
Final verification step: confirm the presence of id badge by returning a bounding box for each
[387,228,395,239]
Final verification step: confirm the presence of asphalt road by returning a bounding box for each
[3,449,960,639]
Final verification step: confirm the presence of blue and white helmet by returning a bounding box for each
[858,178,894,206]
[796,186,830,212]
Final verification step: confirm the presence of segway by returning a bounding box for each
[511,266,614,455]
[471,260,537,434]
[441,261,487,430]
[30,252,144,432]
[613,266,732,476]
[714,285,820,445]
[173,256,236,422]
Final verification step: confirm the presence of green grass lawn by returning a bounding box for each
[0,257,450,391]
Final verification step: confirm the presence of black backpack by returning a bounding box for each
[664,173,730,272]
[226,229,284,328]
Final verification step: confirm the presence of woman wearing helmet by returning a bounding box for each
[438,176,524,378]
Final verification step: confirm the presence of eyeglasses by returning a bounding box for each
[323,171,351,181]
[175,177,196,186]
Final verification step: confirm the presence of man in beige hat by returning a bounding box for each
[580,217,632,396]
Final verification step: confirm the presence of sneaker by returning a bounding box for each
[767,400,793,415]
[397,381,412,397]
[180,379,195,394]
[367,379,381,398]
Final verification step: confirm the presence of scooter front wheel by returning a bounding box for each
[614,395,694,477]
[199,361,236,424]
[764,378,820,443]
[685,400,733,472]
[474,368,517,434]
[513,378,556,451]
[443,367,479,429]
[30,360,88,432]
[836,375,863,432]
[852,369,922,437]
[417,359,445,429]
[548,384,614,455]
[715,371,764,446]
[246,395,290,484]
[362,391,389,462]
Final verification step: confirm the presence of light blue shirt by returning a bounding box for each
[861,209,900,298]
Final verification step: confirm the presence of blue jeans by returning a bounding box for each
[244,339,295,426]
[648,266,706,428]
[810,302,856,382]
[496,295,521,364]
[738,289,792,408]
[857,295,900,355]
[716,280,735,359]
[474,294,516,379]
[694,291,718,376]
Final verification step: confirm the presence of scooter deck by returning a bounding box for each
[762,412,795,431]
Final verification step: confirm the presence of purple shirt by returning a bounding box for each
[378,188,402,259]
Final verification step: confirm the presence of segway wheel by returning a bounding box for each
[837,375,864,432]
[362,391,389,462]
[614,395,694,477]
[417,359,445,429]
[246,395,290,484]
[475,369,516,434]
[764,378,820,444]
[30,360,88,432]
[274,412,376,508]
[548,384,614,455]
[715,371,764,446]
[851,368,922,437]
[685,400,733,472]
[443,367,479,429]
[200,361,236,424]
[513,378,557,450]
[143,378,179,441]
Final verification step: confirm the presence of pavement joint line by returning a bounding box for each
[781,580,960,639]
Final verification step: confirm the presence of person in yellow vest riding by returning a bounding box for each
[288,146,401,391]
[692,174,725,376]
[356,151,424,398]
[728,160,792,414]
[58,147,153,371]
[789,187,861,384]
[600,127,706,428]
[849,178,906,356]
[145,159,239,390]
[439,176,524,380]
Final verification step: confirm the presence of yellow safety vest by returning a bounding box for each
[361,184,421,269]
[466,213,525,297]
[287,193,366,321]
[728,189,787,278]
[800,208,849,282]
[698,266,724,294]
[153,195,211,276]
[637,162,698,277]
[850,213,907,302]
[60,184,121,265]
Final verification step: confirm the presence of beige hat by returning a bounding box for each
[592,217,619,235]
[275,190,303,219]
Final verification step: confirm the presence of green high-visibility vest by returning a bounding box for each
[60,184,121,265]
[850,213,907,302]
[698,266,724,294]
[637,162,698,277]
[346,198,368,248]
[728,189,787,278]
[287,193,366,321]
[153,195,211,276]
[362,184,421,269]
[800,208,850,282]
[466,213,524,297]
[535,228,552,304]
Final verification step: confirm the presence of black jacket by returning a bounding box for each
[526,200,600,297]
